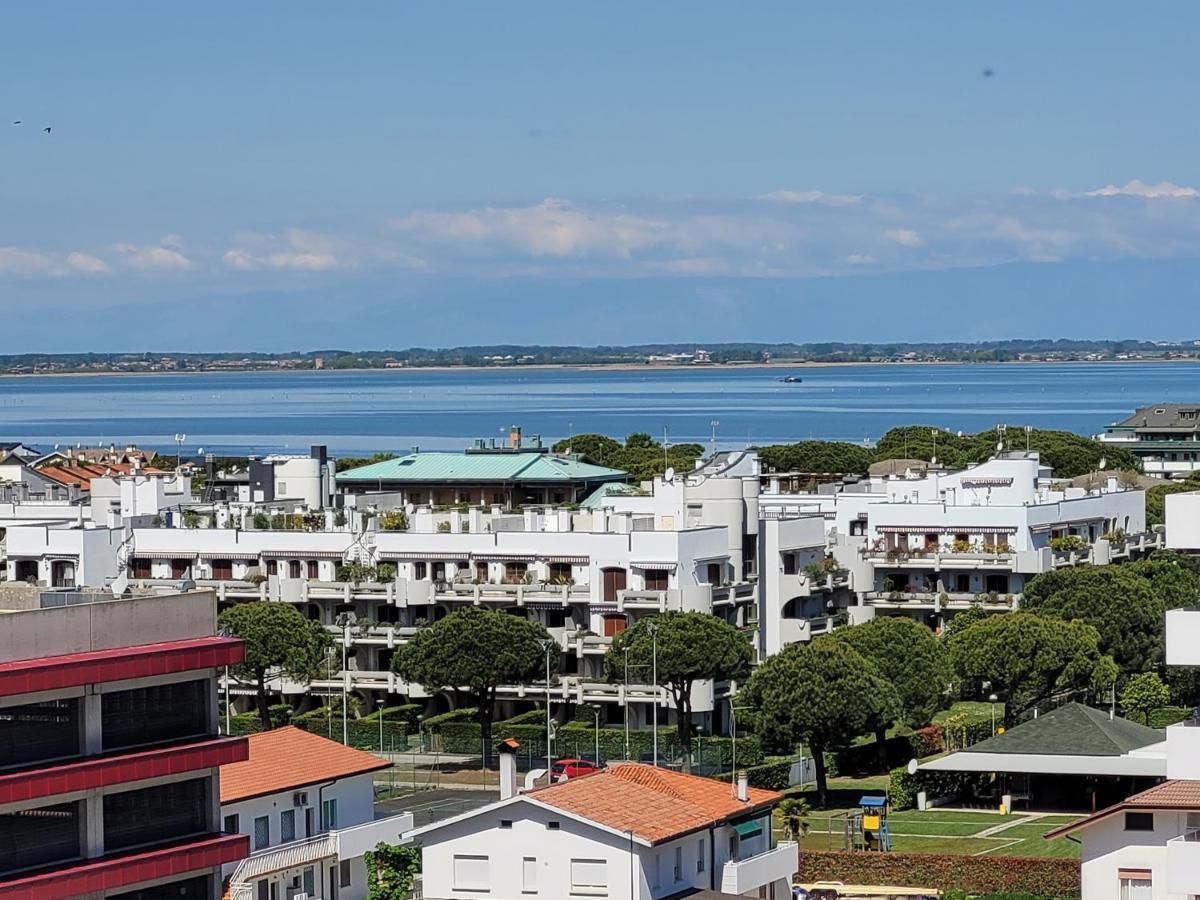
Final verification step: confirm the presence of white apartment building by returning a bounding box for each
[760,453,1153,636]
[220,727,412,900]
[125,503,756,733]
[1046,609,1200,899]
[410,745,795,900]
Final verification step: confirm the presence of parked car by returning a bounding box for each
[551,758,603,780]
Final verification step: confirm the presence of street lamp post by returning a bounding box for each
[541,639,555,783]
[989,693,999,735]
[648,622,659,767]
[334,613,353,745]
[218,624,233,735]
[591,705,601,766]
[623,647,631,761]
[174,433,187,470]
[710,420,720,457]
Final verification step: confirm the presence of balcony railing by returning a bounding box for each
[227,833,337,900]
[720,841,798,895]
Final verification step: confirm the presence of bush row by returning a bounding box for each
[1149,706,1192,728]
[798,849,1079,898]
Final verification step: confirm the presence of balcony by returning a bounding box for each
[864,590,1018,611]
[720,841,798,895]
[227,833,337,900]
[1167,830,1200,897]
[334,812,414,860]
[861,548,1016,570]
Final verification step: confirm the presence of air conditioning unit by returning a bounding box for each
[293,791,309,808]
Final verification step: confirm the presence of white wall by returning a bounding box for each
[1166,491,1200,551]
[1079,810,1187,900]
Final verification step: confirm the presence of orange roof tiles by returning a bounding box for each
[528,763,780,844]
[219,726,390,804]
[36,463,165,491]
[1045,778,1200,839]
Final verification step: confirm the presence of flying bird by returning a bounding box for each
[42,127,51,134]
[11,120,20,125]
[982,68,995,78]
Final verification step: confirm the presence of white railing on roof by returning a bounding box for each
[227,833,337,899]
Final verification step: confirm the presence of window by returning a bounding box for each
[303,868,316,897]
[256,882,268,900]
[102,679,208,751]
[277,481,288,495]
[104,778,209,851]
[500,820,513,829]
[547,821,561,830]
[339,859,351,888]
[504,561,528,583]
[288,560,302,579]
[644,568,669,591]
[452,855,490,891]
[322,798,338,831]
[522,857,537,893]
[280,809,296,842]
[673,846,682,882]
[706,562,722,585]
[223,813,239,834]
[653,853,661,888]
[782,554,796,575]
[307,560,319,579]
[0,800,82,876]
[1119,875,1152,900]
[697,839,705,873]
[130,557,151,579]
[254,815,270,850]
[267,559,278,576]
[414,561,427,580]
[549,562,572,583]
[571,859,607,893]
[0,697,81,770]
[1124,812,1154,832]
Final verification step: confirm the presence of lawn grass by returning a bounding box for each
[933,700,1005,723]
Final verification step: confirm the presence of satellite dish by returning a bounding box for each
[906,758,919,775]
[664,466,675,483]
[996,441,1003,453]
[1098,457,1107,471]
[197,447,204,455]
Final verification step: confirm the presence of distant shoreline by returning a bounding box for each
[2,356,1198,379]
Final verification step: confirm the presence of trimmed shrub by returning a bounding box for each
[740,757,795,790]
[1149,706,1192,728]
[799,849,1078,898]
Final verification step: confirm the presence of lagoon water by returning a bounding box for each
[0,362,1196,456]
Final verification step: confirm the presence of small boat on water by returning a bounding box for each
[778,375,803,383]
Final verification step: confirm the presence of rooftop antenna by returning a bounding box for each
[174,433,187,470]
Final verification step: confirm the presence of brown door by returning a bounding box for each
[307,560,319,579]
[289,560,302,579]
[130,558,151,579]
[603,614,628,637]
[266,559,278,576]
[645,569,669,591]
[602,568,627,603]
[212,559,233,580]
[171,558,190,578]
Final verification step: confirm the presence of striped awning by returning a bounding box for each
[524,602,569,611]
[259,549,347,559]
[196,552,256,561]
[960,477,1015,487]
[1030,518,1105,534]
[631,561,677,572]
[875,525,1018,535]
[376,551,451,561]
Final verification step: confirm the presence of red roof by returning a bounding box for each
[220,726,390,804]
[35,463,165,491]
[528,763,779,844]
[1045,779,1200,838]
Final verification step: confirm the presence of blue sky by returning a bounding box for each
[4,3,1200,350]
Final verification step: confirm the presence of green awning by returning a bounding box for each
[733,820,763,839]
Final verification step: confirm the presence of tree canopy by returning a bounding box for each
[606,612,752,772]
[743,639,898,807]
[1021,566,1166,674]
[1147,474,1200,526]
[947,612,1116,724]
[830,617,951,729]
[393,607,552,761]
[218,602,333,730]
[871,425,1140,477]
[758,441,873,475]
[1121,672,1170,725]
[553,432,705,480]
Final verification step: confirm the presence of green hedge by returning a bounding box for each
[229,710,418,751]
[835,734,925,777]
[799,849,1078,898]
[1149,706,1192,728]
[422,707,478,730]
[740,757,795,790]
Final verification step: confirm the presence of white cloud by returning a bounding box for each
[0,247,64,276]
[1084,180,1200,199]
[222,228,349,271]
[759,190,864,206]
[66,252,110,275]
[845,254,878,265]
[884,228,923,247]
[114,238,193,272]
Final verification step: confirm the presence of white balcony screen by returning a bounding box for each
[453,855,490,891]
[571,858,607,890]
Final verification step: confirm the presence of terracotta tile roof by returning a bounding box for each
[219,726,389,804]
[528,763,780,845]
[1045,778,1200,839]
[35,463,165,491]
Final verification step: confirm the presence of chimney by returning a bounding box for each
[498,738,521,800]
[737,773,749,803]
[509,425,523,450]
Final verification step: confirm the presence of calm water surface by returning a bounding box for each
[0,363,1195,456]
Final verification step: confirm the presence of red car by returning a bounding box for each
[551,758,603,780]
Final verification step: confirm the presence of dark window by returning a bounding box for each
[781,554,796,576]
[549,562,572,583]
[211,559,233,580]
[504,562,527,583]
[339,859,351,887]
[706,562,722,585]
[547,821,561,830]
[130,557,152,579]
[108,875,212,900]
[500,820,513,829]
[307,560,319,579]
[414,562,427,580]
[104,778,209,851]
[170,558,190,579]
[288,560,302,579]
[280,809,296,842]
[0,800,81,876]
[223,814,239,834]
[267,559,278,576]
[0,698,80,770]
[103,679,208,751]
[1124,812,1155,832]
[645,569,669,591]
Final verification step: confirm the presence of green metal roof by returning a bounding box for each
[337,451,628,484]
[580,482,646,509]
[963,703,1162,757]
